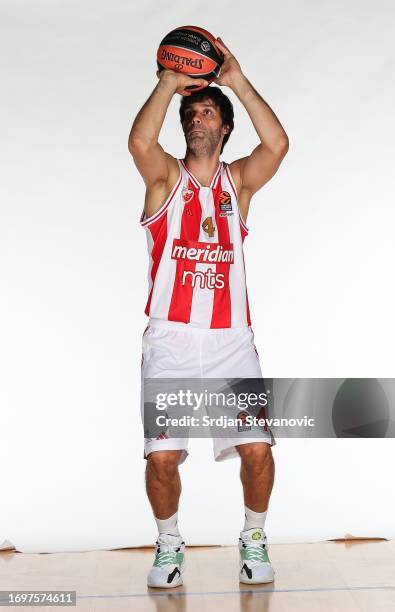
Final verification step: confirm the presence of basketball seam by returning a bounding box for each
[156,62,219,79]
[157,44,220,63]
[166,26,220,51]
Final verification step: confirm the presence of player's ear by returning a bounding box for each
[223,124,230,134]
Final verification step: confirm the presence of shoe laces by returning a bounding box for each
[154,535,182,567]
[244,544,267,563]
[155,550,178,567]
[241,530,268,563]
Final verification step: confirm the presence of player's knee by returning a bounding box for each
[147,450,181,480]
[238,443,273,473]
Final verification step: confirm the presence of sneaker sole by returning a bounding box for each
[239,571,275,584]
[147,576,183,588]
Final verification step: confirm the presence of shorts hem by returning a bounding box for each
[144,442,189,465]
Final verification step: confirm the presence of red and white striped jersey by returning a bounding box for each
[140,159,251,328]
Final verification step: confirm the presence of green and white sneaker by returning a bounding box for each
[239,528,275,584]
[147,533,185,588]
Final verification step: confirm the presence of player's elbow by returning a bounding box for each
[128,134,147,156]
[128,127,157,155]
[275,133,289,158]
[273,134,289,158]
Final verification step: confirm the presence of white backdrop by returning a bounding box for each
[1,0,395,552]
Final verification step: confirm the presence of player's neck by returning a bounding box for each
[183,153,221,188]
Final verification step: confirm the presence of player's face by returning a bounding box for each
[183,101,227,156]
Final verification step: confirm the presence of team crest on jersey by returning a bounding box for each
[219,191,232,212]
[182,188,194,204]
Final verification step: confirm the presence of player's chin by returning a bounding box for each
[186,136,205,148]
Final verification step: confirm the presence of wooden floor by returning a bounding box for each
[1,540,395,611]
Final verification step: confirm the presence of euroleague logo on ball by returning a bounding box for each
[201,41,211,52]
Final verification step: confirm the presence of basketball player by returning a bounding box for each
[128,37,288,588]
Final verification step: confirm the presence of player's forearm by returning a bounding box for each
[230,74,288,153]
[129,78,176,149]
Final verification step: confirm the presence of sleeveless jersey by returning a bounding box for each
[140,159,251,328]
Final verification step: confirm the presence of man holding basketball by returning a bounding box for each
[129,36,288,588]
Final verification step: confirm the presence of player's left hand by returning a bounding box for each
[213,38,243,88]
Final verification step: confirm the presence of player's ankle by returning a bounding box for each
[154,510,180,537]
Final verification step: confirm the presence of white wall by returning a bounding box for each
[1,0,394,552]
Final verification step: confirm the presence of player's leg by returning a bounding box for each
[141,321,198,588]
[237,441,274,514]
[141,321,190,524]
[236,441,275,584]
[202,326,276,584]
[145,449,186,588]
[146,450,183,525]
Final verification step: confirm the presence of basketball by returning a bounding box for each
[157,26,224,91]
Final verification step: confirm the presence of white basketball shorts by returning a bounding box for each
[141,318,275,464]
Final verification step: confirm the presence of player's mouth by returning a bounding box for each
[188,129,205,137]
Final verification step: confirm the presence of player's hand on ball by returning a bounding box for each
[157,69,209,96]
[214,38,243,87]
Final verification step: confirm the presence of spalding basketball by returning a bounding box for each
[157,26,224,90]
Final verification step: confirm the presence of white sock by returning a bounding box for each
[243,506,267,531]
[155,511,180,537]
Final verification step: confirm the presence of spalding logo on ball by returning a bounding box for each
[157,26,224,91]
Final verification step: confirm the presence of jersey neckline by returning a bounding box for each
[179,159,223,190]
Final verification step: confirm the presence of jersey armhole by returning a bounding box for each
[224,163,250,233]
[140,160,182,228]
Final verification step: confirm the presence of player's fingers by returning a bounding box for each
[184,75,206,84]
[215,37,230,54]
[184,80,208,90]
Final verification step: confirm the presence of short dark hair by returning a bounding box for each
[179,86,234,154]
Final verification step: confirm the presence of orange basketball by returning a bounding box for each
[157,26,224,91]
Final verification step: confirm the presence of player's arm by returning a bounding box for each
[214,38,289,219]
[128,71,208,219]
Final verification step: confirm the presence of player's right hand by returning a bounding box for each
[156,69,208,96]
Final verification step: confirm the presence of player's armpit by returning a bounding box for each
[142,155,181,220]
[230,140,288,198]
[129,139,177,189]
